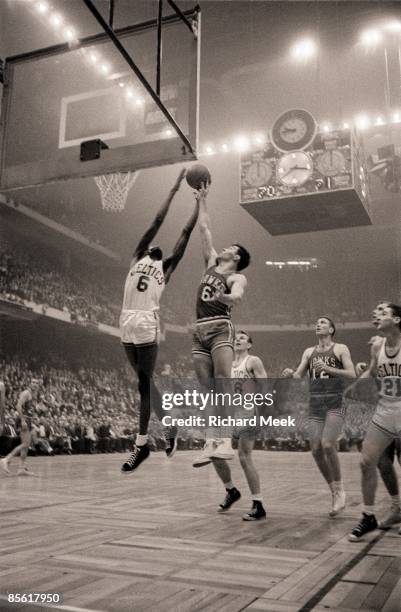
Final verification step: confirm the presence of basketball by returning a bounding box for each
[185,164,212,190]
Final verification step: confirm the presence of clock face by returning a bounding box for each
[244,160,273,187]
[277,151,313,186]
[279,118,308,145]
[316,150,346,177]
[271,109,317,152]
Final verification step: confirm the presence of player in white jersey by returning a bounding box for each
[348,303,401,540]
[121,169,200,473]
[212,331,267,520]
[0,379,40,476]
[354,301,401,532]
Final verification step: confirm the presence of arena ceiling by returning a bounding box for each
[1,1,400,299]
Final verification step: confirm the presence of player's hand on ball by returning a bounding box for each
[281,368,294,378]
[194,182,209,201]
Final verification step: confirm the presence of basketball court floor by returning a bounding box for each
[0,452,400,612]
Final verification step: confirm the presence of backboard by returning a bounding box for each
[0,3,200,191]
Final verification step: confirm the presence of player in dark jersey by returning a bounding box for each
[120,169,200,474]
[191,184,250,468]
[282,317,355,517]
[354,301,401,532]
[0,379,40,476]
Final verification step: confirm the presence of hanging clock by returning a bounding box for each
[244,160,273,187]
[316,150,347,177]
[277,151,313,186]
[271,109,317,153]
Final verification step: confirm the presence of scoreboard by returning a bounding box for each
[240,111,372,235]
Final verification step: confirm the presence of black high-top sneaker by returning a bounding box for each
[242,501,267,521]
[121,445,150,473]
[218,487,241,512]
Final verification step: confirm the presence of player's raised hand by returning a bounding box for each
[281,368,294,378]
[194,181,209,201]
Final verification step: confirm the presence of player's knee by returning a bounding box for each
[238,448,251,463]
[321,438,336,451]
[214,367,230,378]
[138,374,150,395]
[311,443,322,456]
[360,454,377,472]
[377,454,393,473]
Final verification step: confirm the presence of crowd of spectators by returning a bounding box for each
[0,249,120,326]
[6,198,397,329]
[1,244,393,330]
[0,354,376,458]
[242,265,395,327]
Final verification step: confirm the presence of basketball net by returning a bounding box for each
[94,171,140,212]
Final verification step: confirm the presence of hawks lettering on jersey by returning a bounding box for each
[121,255,165,312]
[308,344,344,395]
[377,341,401,401]
[196,266,231,320]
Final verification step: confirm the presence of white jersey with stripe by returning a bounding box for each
[121,255,165,313]
[377,339,401,405]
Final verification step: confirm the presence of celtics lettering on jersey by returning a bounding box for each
[308,344,343,395]
[196,266,231,320]
[377,341,401,401]
[121,255,165,312]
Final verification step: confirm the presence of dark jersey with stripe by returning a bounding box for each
[196,266,231,320]
[308,343,344,395]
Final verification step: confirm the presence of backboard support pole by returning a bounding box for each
[156,0,163,96]
[108,0,115,28]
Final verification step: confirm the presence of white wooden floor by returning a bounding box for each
[0,451,400,612]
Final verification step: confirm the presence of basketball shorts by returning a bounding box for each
[371,400,401,438]
[309,394,345,422]
[120,310,160,346]
[192,317,234,357]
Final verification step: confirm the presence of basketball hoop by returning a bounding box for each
[94,171,139,212]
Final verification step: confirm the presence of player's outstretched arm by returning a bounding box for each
[282,348,312,379]
[163,200,200,284]
[132,169,186,263]
[343,348,378,399]
[196,185,218,267]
